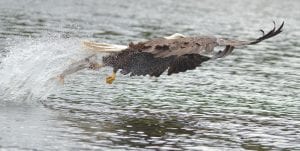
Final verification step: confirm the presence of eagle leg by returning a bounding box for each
[106,72,116,84]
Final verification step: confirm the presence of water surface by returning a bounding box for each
[0,0,299,150]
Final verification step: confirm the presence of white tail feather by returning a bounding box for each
[82,41,127,53]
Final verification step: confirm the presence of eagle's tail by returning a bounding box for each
[82,41,127,53]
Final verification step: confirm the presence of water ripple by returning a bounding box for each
[0,0,299,150]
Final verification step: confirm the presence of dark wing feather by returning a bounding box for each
[218,21,284,46]
[211,21,284,58]
[249,21,284,44]
[167,54,210,75]
[133,36,218,58]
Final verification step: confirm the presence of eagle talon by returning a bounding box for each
[106,72,116,84]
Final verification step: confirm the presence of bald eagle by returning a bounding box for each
[58,22,284,84]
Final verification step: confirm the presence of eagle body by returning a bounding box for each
[102,45,210,77]
[82,21,284,83]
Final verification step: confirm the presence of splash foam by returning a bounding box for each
[0,35,93,101]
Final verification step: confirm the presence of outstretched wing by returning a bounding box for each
[136,21,284,59]
[83,21,283,59]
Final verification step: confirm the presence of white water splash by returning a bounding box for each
[0,36,93,101]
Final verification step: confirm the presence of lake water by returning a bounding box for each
[0,0,299,150]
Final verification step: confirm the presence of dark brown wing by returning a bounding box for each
[129,21,284,60]
[167,54,210,75]
[130,36,218,58]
